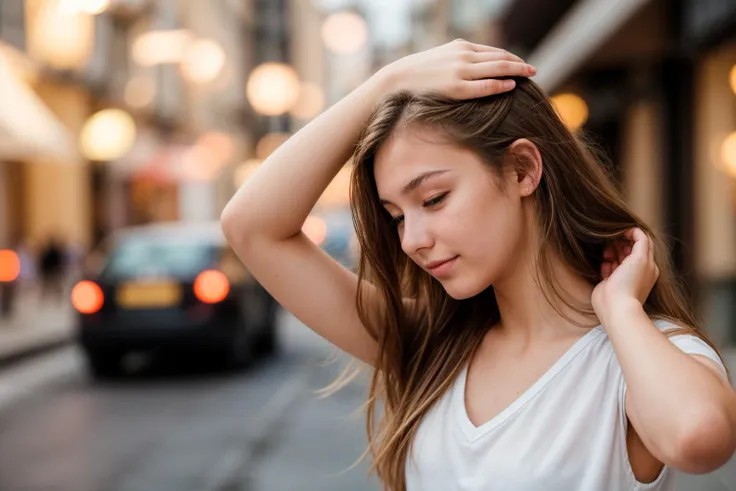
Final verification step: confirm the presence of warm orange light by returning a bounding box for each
[71,280,104,314]
[302,216,327,246]
[550,93,588,132]
[0,250,20,282]
[194,270,230,304]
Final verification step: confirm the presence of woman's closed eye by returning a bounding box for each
[423,192,449,208]
[389,192,449,227]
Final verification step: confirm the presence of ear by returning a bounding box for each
[506,139,543,198]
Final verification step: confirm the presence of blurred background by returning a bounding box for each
[0,0,734,490]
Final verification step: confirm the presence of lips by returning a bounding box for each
[424,256,459,276]
[425,257,455,270]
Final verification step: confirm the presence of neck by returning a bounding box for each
[492,244,598,345]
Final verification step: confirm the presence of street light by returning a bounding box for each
[550,93,588,132]
[321,11,368,54]
[246,62,300,116]
[79,109,137,161]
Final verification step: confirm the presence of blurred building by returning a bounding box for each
[0,0,266,252]
[0,0,83,250]
[500,0,736,344]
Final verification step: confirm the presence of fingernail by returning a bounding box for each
[528,64,536,74]
[504,80,516,90]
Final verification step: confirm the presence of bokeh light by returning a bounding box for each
[550,93,589,132]
[719,131,736,178]
[71,281,104,314]
[729,64,736,96]
[125,76,156,108]
[302,215,328,246]
[29,3,94,70]
[256,133,291,160]
[197,131,235,165]
[132,30,192,66]
[0,250,20,282]
[290,82,326,119]
[321,11,368,54]
[194,270,230,304]
[246,62,300,116]
[233,158,262,187]
[181,39,226,83]
[59,0,111,15]
[80,109,137,161]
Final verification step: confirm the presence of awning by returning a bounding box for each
[0,43,79,162]
[528,0,651,92]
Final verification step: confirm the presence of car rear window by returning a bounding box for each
[101,237,217,280]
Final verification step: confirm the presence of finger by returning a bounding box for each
[624,227,650,257]
[464,60,535,80]
[602,244,616,262]
[611,260,620,274]
[467,50,525,64]
[461,78,516,98]
[601,261,612,279]
[467,42,508,53]
[648,241,655,264]
[611,239,624,264]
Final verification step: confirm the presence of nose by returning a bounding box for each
[400,215,433,255]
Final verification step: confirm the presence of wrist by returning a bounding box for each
[369,65,401,97]
[598,296,643,328]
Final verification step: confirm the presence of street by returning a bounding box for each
[0,310,733,491]
[0,310,379,491]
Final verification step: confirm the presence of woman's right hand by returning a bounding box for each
[377,39,535,100]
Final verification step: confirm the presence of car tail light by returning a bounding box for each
[72,281,104,314]
[0,250,20,282]
[194,270,230,304]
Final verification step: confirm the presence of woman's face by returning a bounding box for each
[373,128,529,299]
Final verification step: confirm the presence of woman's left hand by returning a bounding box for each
[592,227,660,325]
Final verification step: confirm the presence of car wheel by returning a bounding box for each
[86,351,121,380]
[224,329,253,370]
[256,324,278,357]
[256,299,279,357]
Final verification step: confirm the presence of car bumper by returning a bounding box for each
[77,304,241,354]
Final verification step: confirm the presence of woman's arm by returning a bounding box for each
[221,40,535,365]
[593,228,736,473]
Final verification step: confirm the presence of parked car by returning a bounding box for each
[72,221,279,378]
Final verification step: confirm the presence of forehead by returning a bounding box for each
[373,128,484,195]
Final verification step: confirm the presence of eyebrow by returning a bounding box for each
[379,170,450,205]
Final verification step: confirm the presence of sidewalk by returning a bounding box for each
[0,285,75,364]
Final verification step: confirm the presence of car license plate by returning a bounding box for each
[117,281,182,309]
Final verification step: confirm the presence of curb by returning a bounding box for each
[0,334,74,370]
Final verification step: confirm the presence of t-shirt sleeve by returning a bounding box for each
[617,319,729,421]
[653,320,729,380]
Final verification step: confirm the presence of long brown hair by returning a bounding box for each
[344,77,722,491]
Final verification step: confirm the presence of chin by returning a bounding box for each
[440,275,492,300]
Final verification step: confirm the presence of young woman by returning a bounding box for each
[221,40,736,490]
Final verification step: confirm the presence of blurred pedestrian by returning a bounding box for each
[39,236,66,301]
[221,40,735,491]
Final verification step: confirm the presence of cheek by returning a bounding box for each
[454,194,524,275]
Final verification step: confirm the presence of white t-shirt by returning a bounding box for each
[405,321,728,491]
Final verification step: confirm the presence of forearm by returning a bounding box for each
[605,301,736,469]
[222,71,393,242]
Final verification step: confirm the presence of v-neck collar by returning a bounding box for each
[454,326,604,443]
